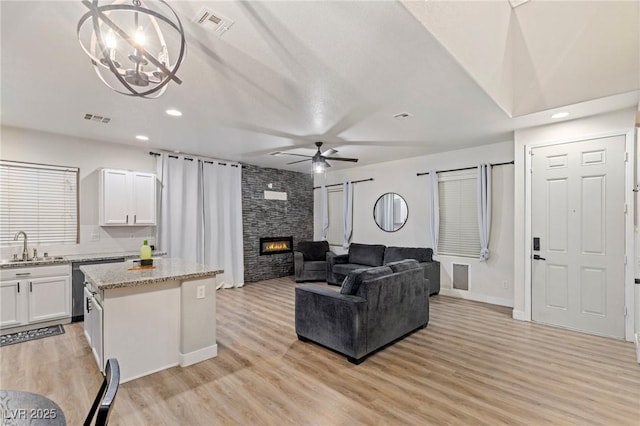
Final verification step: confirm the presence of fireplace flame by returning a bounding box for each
[265,241,290,251]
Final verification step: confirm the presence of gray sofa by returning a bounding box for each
[295,259,429,364]
[294,241,332,282]
[327,243,440,295]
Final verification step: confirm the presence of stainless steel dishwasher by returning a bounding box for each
[71,257,125,322]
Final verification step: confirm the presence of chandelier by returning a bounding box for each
[78,0,186,98]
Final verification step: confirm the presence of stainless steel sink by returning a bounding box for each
[1,256,66,265]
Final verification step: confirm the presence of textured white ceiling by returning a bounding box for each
[1,1,638,173]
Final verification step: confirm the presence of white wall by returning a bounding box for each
[0,126,157,257]
[314,141,515,307]
[513,108,638,341]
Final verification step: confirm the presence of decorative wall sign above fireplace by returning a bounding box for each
[260,236,293,255]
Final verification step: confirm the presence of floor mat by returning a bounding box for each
[0,325,65,347]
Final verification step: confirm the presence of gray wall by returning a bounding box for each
[242,165,314,282]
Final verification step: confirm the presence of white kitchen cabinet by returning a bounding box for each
[99,168,156,226]
[28,275,71,323]
[0,264,71,330]
[0,279,27,328]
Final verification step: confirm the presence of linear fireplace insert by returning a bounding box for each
[260,236,293,255]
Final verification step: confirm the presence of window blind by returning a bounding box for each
[437,171,480,257]
[0,160,79,246]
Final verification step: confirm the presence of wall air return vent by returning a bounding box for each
[193,8,234,36]
[84,113,111,124]
[452,263,470,291]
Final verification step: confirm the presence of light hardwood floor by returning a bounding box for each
[1,276,639,425]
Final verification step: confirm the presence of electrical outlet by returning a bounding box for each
[90,233,100,242]
[196,285,205,299]
[502,280,508,289]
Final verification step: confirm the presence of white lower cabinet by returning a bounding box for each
[0,279,27,328]
[0,264,71,330]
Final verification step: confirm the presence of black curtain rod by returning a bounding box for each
[313,177,374,190]
[150,151,244,168]
[416,161,514,176]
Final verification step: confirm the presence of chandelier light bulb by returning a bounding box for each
[134,26,146,46]
[105,29,117,50]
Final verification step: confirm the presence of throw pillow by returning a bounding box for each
[340,266,393,295]
[340,268,367,295]
[387,259,420,273]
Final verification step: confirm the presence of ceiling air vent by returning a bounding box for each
[84,113,111,124]
[193,8,234,36]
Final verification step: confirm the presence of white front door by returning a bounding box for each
[531,135,626,338]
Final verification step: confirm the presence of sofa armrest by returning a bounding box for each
[326,252,349,265]
[420,261,441,295]
[326,252,349,285]
[294,251,304,282]
[295,285,367,359]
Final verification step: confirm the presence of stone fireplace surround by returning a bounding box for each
[242,165,313,283]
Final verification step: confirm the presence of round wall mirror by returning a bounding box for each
[373,192,408,232]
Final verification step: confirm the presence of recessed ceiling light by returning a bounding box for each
[166,109,182,117]
[135,135,149,141]
[552,112,569,119]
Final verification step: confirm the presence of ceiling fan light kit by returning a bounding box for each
[77,0,186,98]
[278,141,358,173]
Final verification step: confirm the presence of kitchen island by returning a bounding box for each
[81,258,222,383]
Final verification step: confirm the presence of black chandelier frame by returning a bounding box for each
[77,0,186,98]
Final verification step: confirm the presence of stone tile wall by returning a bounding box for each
[242,164,314,282]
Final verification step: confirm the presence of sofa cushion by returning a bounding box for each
[340,266,393,295]
[383,246,433,264]
[333,263,369,276]
[349,243,386,267]
[296,240,329,261]
[386,259,420,273]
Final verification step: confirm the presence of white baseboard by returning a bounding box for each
[179,344,218,367]
[121,362,179,384]
[438,288,513,308]
[512,310,529,321]
[635,333,640,364]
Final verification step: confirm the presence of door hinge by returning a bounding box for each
[625,152,629,162]
[624,306,628,317]
[624,204,628,214]
[624,256,628,265]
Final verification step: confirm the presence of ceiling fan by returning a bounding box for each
[274,142,358,173]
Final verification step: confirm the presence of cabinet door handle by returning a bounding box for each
[15,272,31,276]
[126,214,129,224]
[134,214,137,224]
[30,281,33,292]
[17,282,20,293]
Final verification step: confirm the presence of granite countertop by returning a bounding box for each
[81,258,223,290]
[0,251,167,269]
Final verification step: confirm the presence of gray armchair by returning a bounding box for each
[294,241,332,282]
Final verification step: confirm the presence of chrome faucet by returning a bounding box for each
[13,231,28,261]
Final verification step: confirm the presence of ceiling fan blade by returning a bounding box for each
[321,148,338,157]
[287,159,312,165]
[321,156,358,162]
[279,153,314,158]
